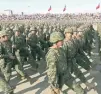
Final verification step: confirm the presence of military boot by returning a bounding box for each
[21,74,33,85]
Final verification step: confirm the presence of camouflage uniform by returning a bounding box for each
[11,27,26,70]
[23,27,39,70]
[46,32,84,94]
[63,27,95,90]
[27,27,42,61]
[76,28,91,71]
[0,30,26,81]
[63,27,87,84]
[0,74,13,94]
[83,26,93,56]
[43,28,51,53]
[0,31,13,82]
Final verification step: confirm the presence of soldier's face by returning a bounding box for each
[32,31,37,35]
[2,35,8,41]
[56,40,63,47]
[15,31,20,36]
[65,32,72,39]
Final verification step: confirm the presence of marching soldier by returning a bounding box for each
[27,27,42,61]
[63,27,95,90]
[46,31,84,94]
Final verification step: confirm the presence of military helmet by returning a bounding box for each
[64,27,73,34]
[77,27,83,32]
[71,27,77,32]
[50,32,64,43]
[30,27,37,31]
[6,27,10,31]
[13,26,19,31]
[0,30,8,37]
[10,26,14,30]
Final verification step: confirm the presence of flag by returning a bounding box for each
[96,3,100,10]
[48,6,51,11]
[63,5,66,12]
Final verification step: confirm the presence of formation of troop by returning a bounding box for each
[0,22,96,94]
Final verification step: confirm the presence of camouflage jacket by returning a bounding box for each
[27,33,38,48]
[11,35,26,50]
[0,41,13,62]
[63,39,77,58]
[46,47,67,87]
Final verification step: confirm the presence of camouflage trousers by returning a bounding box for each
[15,50,38,71]
[31,46,42,61]
[84,43,92,56]
[50,72,84,94]
[68,58,87,83]
[0,57,26,82]
[15,50,25,70]
[0,59,12,82]
[28,55,38,68]
[0,76,13,94]
[76,53,91,71]
[15,50,27,77]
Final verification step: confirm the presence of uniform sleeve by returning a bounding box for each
[62,42,68,52]
[0,43,3,59]
[62,42,68,58]
[0,44,10,59]
[46,51,59,88]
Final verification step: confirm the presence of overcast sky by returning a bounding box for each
[0,0,101,14]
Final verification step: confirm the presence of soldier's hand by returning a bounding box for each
[51,85,60,94]
[9,56,15,59]
[53,88,60,94]
[12,45,16,48]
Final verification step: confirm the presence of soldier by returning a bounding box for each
[27,27,42,61]
[0,30,15,82]
[11,27,34,81]
[14,26,39,72]
[39,26,49,53]
[5,27,14,39]
[0,33,14,94]
[11,27,26,70]
[75,27,91,71]
[63,27,95,90]
[37,27,45,51]
[83,26,93,56]
[72,26,91,71]
[0,30,31,84]
[46,32,84,94]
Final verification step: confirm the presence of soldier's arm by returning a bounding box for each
[62,42,68,58]
[0,48,12,59]
[62,42,68,52]
[0,43,4,59]
[46,51,59,88]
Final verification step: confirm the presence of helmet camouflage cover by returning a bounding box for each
[50,32,64,43]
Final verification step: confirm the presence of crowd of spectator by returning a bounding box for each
[0,13,100,22]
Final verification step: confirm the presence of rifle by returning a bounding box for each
[12,35,16,56]
[11,35,18,67]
